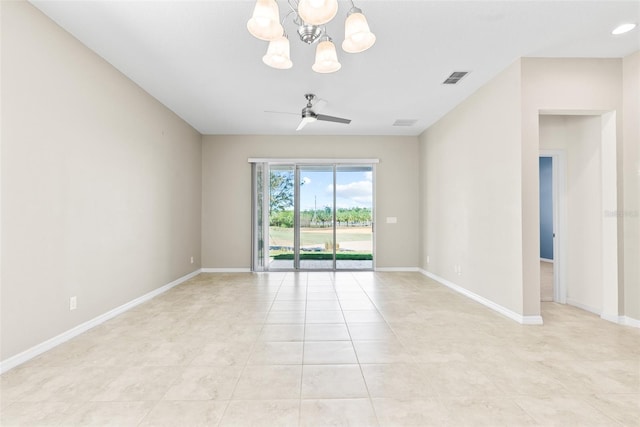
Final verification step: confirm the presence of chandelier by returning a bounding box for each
[247,0,376,73]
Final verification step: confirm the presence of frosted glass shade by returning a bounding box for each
[247,0,283,41]
[262,36,293,69]
[342,12,376,53]
[298,0,338,26]
[312,40,341,73]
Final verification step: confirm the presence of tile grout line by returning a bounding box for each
[354,272,422,366]
[298,271,310,426]
[336,271,383,427]
[214,273,287,426]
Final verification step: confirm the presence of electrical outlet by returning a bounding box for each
[190,256,194,264]
[426,255,430,264]
[69,296,77,311]
[453,264,462,275]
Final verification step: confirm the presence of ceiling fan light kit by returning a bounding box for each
[247,0,376,73]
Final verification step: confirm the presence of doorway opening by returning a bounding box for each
[539,156,555,302]
[538,151,565,304]
[538,112,618,321]
[251,160,376,271]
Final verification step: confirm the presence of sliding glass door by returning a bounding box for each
[252,161,374,271]
[298,165,335,269]
[267,165,296,269]
[335,165,373,269]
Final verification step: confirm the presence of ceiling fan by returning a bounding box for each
[267,94,351,131]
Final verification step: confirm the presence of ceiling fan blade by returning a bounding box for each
[316,114,351,125]
[264,110,298,116]
[296,116,316,131]
[313,99,327,112]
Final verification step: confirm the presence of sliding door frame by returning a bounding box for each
[249,158,378,272]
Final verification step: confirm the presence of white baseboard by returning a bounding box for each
[418,269,543,325]
[620,316,640,328]
[566,298,601,316]
[557,299,640,328]
[375,267,420,272]
[600,314,640,328]
[0,269,202,374]
[201,267,252,273]
[600,312,620,324]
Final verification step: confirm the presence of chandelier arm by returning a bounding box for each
[281,9,297,32]
[287,0,303,27]
[286,0,298,14]
[347,1,362,16]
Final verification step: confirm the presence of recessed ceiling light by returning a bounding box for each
[612,23,637,35]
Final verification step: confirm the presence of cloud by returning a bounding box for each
[301,176,311,185]
[328,180,373,206]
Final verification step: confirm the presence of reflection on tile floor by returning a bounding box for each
[1,272,639,426]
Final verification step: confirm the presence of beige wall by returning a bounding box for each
[1,1,202,361]
[201,135,420,269]
[622,52,640,320]
[2,1,637,368]
[419,61,524,315]
[419,57,633,320]
[539,115,604,312]
[521,58,624,317]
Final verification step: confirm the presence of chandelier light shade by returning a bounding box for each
[312,38,341,73]
[247,0,284,41]
[297,0,339,26]
[263,35,293,69]
[342,9,376,53]
[247,0,374,73]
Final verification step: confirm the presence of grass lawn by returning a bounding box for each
[269,226,372,246]
[273,253,373,261]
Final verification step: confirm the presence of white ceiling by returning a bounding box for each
[30,0,640,136]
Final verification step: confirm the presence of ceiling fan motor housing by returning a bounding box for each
[301,107,317,119]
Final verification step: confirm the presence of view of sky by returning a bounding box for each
[299,169,372,211]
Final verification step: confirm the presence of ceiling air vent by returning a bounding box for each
[442,71,469,85]
[392,119,418,127]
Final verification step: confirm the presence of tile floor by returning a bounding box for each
[540,261,554,302]
[1,272,639,426]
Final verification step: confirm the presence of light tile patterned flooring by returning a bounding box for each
[540,261,554,302]
[1,272,639,426]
